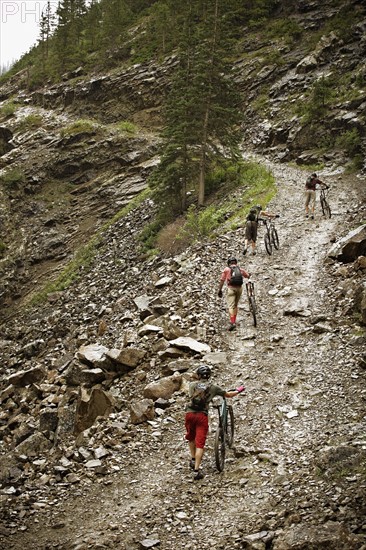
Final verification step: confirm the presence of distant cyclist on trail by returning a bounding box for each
[185,365,244,480]
[218,257,250,331]
[243,205,279,256]
[305,173,329,219]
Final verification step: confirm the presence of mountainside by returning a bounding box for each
[0,0,365,317]
[1,1,366,549]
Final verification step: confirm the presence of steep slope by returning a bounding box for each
[1,160,365,550]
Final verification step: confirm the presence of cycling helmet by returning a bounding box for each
[311,173,317,178]
[196,365,212,379]
[227,257,237,266]
[255,205,262,211]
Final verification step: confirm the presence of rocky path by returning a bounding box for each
[3,162,366,550]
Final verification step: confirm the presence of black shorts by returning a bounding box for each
[245,220,258,242]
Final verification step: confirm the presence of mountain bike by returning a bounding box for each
[319,186,331,218]
[246,279,257,327]
[212,395,235,472]
[262,218,279,255]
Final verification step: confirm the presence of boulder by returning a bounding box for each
[328,224,366,263]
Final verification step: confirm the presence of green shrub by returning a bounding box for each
[336,128,362,158]
[178,204,225,243]
[0,101,17,118]
[267,18,302,43]
[17,113,43,131]
[0,167,25,189]
[115,121,137,134]
[60,119,99,137]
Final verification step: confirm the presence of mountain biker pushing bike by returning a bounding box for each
[185,365,244,480]
[218,257,250,331]
[243,205,279,256]
[305,173,329,219]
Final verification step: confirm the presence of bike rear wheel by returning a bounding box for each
[248,294,257,327]
[264,233,272,255]
[271,227,279,250]
[324,201,331,218]
[320,196,326,216]
[214,427,226,472]
[226,405,235,448]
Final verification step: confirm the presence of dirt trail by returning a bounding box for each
[4,163,366,550]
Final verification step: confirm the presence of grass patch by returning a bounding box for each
[60,119,101,138]
[17,113,43,132]
[114,121,137,134]
[0,101,17,118]
[0,167,25,190]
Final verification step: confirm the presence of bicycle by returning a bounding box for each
[246,279,257,327]
[261,218,279,255]
[319,186,331,218]
[212,394,235,472]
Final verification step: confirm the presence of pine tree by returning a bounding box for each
[150,0,242,212]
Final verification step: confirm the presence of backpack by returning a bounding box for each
[247,208,258,222]
[190,382,211,411]
[306,176,315,190]
[229,265,243,286]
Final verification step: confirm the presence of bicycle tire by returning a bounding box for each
[271,227,279,250]
[320,196,326,216]
[249,295,257,327]
[226,405,235,448]
[324,201,331,219]
[264,232,272,255]
[214,427,226,472]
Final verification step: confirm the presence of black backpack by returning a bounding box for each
[190,382,211,411]
[247,207,258,222]
[229,265,243,286]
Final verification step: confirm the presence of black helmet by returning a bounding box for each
[196,365,211,379]
[227,257,237,266]
[311,173,317,178]
[255,205,262,211]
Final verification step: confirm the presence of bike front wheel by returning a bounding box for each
[225,405,235,448]
[264,233,272,255]
[214,427,226,472]
[271,227,279,250]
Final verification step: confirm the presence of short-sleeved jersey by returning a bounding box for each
[186,382,226,414]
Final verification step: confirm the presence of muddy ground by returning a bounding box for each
[2,160,366,550]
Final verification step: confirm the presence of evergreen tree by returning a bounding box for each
[39,2,56,67]
[150,0,242,212]
[53,0,87,73]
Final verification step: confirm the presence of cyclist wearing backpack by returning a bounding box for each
[185,365,245,480]
[305,173,328,219]
[218,257,250,331]
[243,205,278,255]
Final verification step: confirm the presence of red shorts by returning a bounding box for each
[185,412,209,449]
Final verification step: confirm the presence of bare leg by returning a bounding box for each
[188,440,196,460]
[194,448,204,470]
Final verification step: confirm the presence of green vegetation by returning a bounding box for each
[60,119,100,137]
[0,168,25,190]
[114,121,137,135]
[17,114,43,131]
[336,128,362,158]
[266,18,303,44]
[140,159,276,253]
[0,101,17,118]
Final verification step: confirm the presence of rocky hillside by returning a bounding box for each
[0,0,365,318]
[0,1,366,548]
